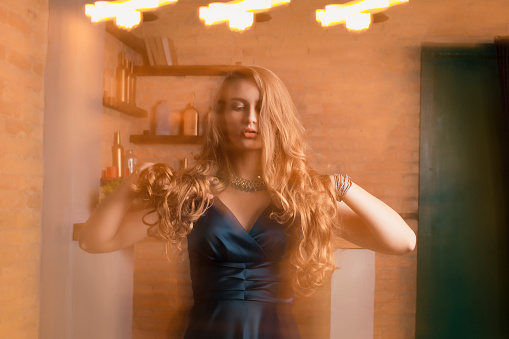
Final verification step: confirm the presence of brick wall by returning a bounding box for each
[0,0,48,338]
[100,1,509,338]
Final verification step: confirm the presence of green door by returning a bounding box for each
[417,44,509,339]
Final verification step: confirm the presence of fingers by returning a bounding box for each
[129,162,155,180]
[137,162,155,172]
[123,162,155,191]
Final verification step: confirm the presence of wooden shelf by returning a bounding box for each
[333,237,361,249]
[105,22,236,74]
[73,223,84,241]
[400,213,419,220]
[103,97,148,118]
[105,22,149,65]
[133,65,238,77]
[130,135,203,145]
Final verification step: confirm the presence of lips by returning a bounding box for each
[242,127,258,139]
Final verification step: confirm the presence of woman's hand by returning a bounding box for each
[123,162,154,193]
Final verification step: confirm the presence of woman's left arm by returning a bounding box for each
[332,177,416,255]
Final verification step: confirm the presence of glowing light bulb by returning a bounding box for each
[229,11,254,31]
[316,0,408,30]
[199,0,290,31]
[115,9,141,29]
[85,0,178,29]
[345,12,371,30]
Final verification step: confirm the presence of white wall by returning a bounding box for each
[330,249,375,339]
[41,0,133,338]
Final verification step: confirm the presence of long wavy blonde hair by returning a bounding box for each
[135,66,339,295]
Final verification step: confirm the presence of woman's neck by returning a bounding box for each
[228,150,263,180]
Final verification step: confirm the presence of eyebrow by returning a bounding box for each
[229,97,262,105]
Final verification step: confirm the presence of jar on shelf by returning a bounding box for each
[153,100,172,135]
[182,102,199,136]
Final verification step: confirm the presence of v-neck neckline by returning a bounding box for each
[212,197,272,234]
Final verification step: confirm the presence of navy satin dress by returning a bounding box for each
[184,199,301,339]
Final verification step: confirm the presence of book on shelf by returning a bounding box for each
[144,38,154,65]
[143,37,178,66]
[161,38,173,66]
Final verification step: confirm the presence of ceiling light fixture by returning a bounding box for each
[85,0,177,30]
[199,0,290,32]
[316,0,408,31]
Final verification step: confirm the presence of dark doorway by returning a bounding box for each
[417,44,509,339]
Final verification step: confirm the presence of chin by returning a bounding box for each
[225,138,262,151]
[242,140,263,150]
[238,146,263,152]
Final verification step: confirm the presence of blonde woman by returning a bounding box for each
[80,66,416,338]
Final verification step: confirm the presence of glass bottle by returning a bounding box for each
[128,61,136,105]
[112,131,124,178]
[125,149,138,175]
[116,52,127,103]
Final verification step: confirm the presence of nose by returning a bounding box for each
[246,105,258,125]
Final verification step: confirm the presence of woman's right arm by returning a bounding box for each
[79,164,156,253]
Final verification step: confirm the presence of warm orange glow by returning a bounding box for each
[199,0,291,32]
[85,0,177,29]
[316,0,408,31]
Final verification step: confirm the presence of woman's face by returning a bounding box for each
[220,78,263,151]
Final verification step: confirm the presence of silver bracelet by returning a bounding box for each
[333,174,352,202]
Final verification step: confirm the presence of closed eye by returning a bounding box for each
[231,104,245,111]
